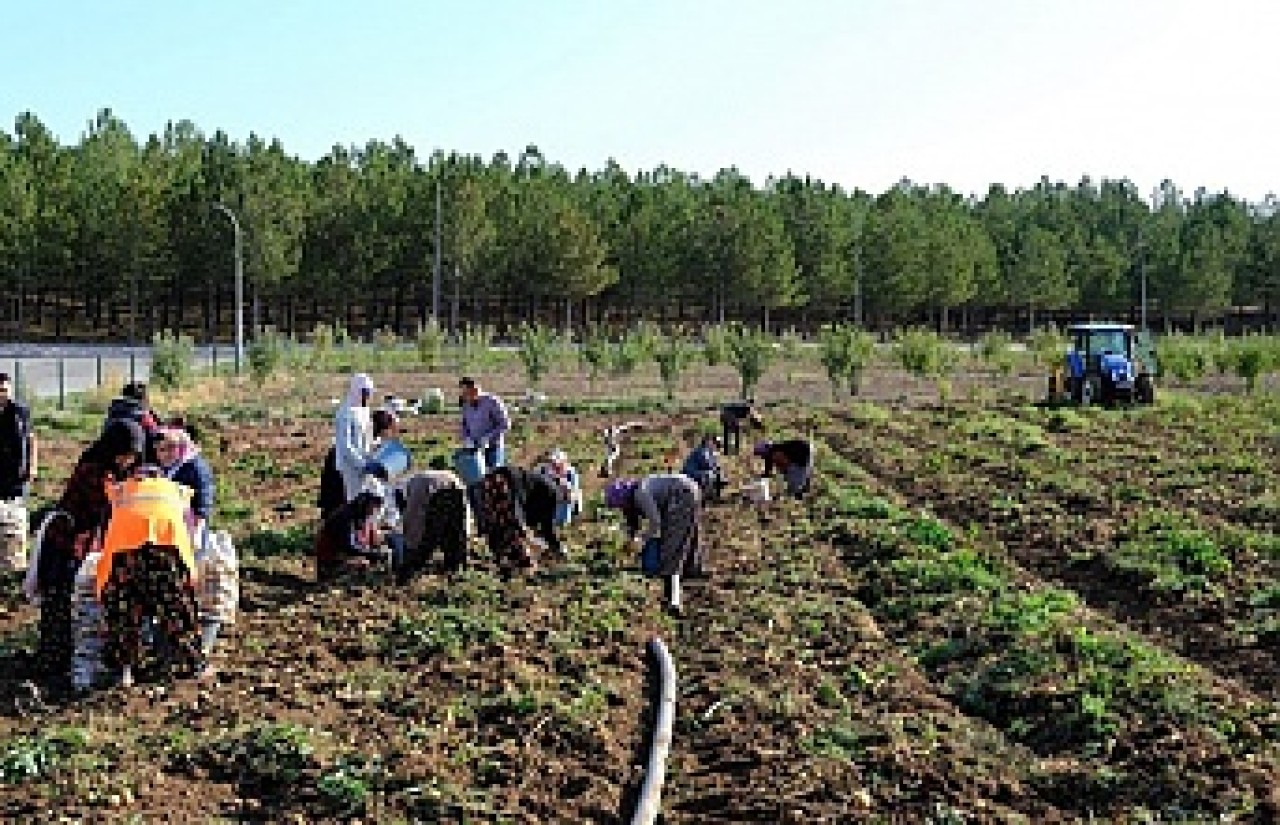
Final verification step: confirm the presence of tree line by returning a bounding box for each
[2,108,1278,342]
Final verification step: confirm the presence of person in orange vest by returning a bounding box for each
[98,475,209,687]
[32,420,143,687]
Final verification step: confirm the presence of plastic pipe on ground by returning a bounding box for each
[631,636,677,825]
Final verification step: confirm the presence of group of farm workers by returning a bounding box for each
[316,374,584,584]
[314,373,815,614]
[7,377,225,692]
[1,361,820,692]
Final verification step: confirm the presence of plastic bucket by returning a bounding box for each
[370,439,412,480]
[640,537,662,576]
[453,448,487,486]
[554,501,574,528]
[743,478,771,504]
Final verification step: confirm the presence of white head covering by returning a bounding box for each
[344,373,374,408]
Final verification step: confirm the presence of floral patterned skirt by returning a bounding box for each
[101,545,205,677]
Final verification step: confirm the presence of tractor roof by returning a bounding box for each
[1067,322,1135,332]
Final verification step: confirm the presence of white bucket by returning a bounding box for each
[742,479,771,504]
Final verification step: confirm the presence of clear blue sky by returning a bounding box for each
[4,0,1278,200]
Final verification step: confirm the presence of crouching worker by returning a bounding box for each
[754,438,815,500]
[98,476,209,687]
[681,435,726,502]
[397,461,470,583]
[31,420,145,688]
[537,449,582,528]
[479,466,563,572]
[604,475,705,615]
[315,483,403,583]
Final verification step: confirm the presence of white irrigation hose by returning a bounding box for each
[632,636,677,825]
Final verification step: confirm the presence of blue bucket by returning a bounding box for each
[453,448,487,486]
[639,537,662,576]
[554,500,574,528]
[369,439,412,480]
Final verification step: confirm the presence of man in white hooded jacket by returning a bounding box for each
[334,373,375,502]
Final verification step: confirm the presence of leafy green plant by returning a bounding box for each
[817,324,876,399]
[895,328,954,378]
[516,323,559,389]
[1027,325,1067,367]
[653,329,695,400]
[726,324,774,399]
[383,607,507,660]
[150,330,195,390]
[415,317,447,369]
[454,323,494,374]
[978,330,1016,376]
[578,325,610,387]
[0,728,89,784]
[778,327,804,383]
[1156,332,1208,384]
[610,332,646,380]
[702,323,730,367]
[247,327,285,386]
[310,322,336,368]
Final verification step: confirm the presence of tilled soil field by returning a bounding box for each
[0,377,1277,822]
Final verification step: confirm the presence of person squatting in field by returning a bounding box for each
[605,474,705,613]
[31,420,144,686]
[396,459,470,582]
[97,475,209,686]
[681,435,726,502]
[719,400,763,455]
[478,465,564,571]
[314,482,401,582]
[154,425,223,655]
[755,438,815,499]
[535,448,582,528]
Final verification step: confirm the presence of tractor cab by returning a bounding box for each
[1051,323,1157,406]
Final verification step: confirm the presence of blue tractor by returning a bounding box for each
[1048,323,1157,406]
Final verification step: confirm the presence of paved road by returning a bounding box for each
[0,343,234,401]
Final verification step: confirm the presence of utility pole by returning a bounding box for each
[213,203,245,373]
[432,177,442,324]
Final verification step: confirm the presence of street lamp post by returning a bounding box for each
[213,203,245,374]
[432,178,442,325]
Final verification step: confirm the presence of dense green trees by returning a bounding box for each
[1,109,1277,341]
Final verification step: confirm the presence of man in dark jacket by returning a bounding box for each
[719,399,762,455]
[0,373,37,501]
[105,382,161,464]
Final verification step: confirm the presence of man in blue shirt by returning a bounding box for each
[459,377,510,472]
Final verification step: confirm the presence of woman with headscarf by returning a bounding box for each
[478,465,563,571]
[32,420,145,686]
[681,435,726,502]
[154,427,216,546]
[397,458,470,582]
[334,373,375,502]
[97,474,208,686]
[154,424,222,655]
[314,484,389,583]
[604,474,705,613]
[536,448,582,528]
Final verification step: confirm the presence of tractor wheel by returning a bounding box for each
[1100,376,1115,407]
[1136,374,1156,405]
[1079,378,1096,407]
